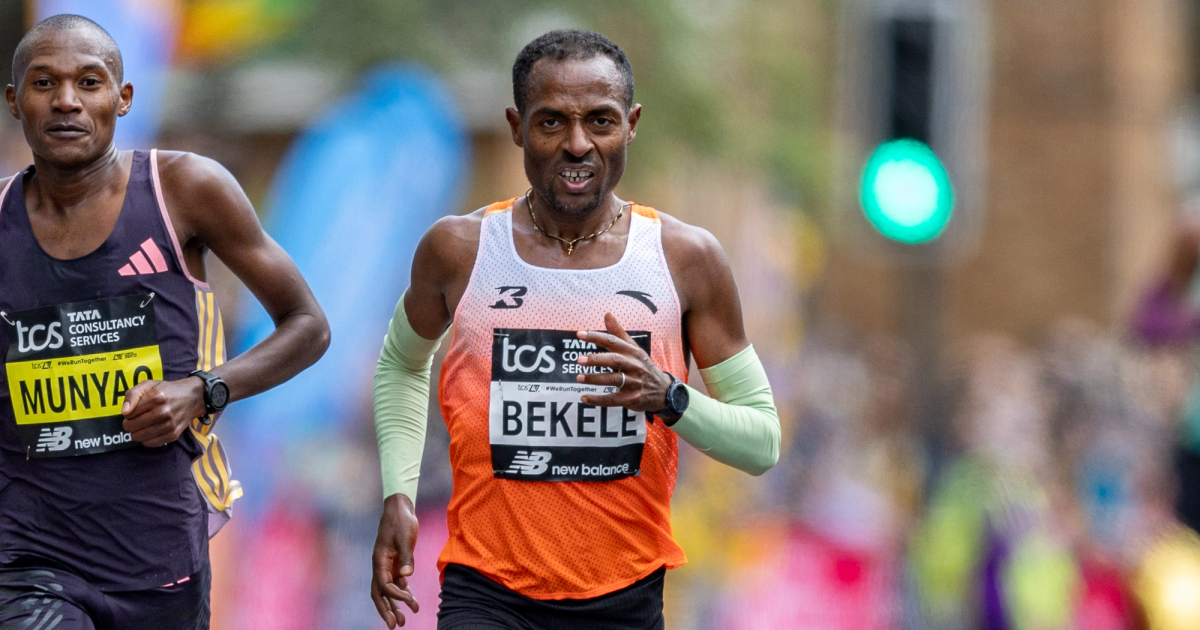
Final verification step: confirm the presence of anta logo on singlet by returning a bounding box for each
[617,290,657,314]
[489,286,527,309]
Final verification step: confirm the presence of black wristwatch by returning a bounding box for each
[190,370,229,425]
[652,372,689,426]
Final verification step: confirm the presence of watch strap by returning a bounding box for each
[652,372,686,424]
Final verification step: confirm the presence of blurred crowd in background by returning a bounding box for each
[6,0,1200,628]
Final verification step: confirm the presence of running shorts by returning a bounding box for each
[437,563,665,630]
[0,557,209,630]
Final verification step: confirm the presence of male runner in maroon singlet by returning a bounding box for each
[0,15,329,629]
[371,30,780,629]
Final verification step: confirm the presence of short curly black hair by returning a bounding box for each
[512,29,633,114]
[12,14,123,85]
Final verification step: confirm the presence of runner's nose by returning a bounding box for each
[51,84,83,115]
[563,121,593,159]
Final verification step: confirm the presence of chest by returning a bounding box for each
[20,167,131,261]
[461,213,677,334]
[26,198,125,260]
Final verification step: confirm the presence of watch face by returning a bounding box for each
[668,383,689,412]
[210,382,229,409]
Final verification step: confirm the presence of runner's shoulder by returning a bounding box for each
[154,150,244,209]
[415,207,486,276]
[655,209,729,273]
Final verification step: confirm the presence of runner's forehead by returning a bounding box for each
[19,31,118,78]
[525,57,627,112]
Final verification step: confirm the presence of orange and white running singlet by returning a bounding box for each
[437,198,688,599]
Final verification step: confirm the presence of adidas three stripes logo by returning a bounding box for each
[118,238,169,276]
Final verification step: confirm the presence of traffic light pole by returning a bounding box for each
[901,257,945,447]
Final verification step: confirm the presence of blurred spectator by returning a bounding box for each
[910,337,1078,630]
[1132,202,1200,534]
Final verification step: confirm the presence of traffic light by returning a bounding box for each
[860,137,953,243]
[836,0,987,260]
[859,17,953,244]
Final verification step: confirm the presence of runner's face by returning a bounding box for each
[511,56,640,217]
[6,30,131,167]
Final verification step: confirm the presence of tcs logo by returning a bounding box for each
[15,321,63,353]
[500,336,555,374]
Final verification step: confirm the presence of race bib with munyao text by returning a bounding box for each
[4,294,162,458]
[489,328,652,482]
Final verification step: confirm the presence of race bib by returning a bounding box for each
[490,328,652,482]
[4,294,162,457]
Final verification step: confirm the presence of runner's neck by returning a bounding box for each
[27,145,128,217]
[522,192,626,242]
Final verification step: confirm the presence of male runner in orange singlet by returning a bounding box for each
[371,30,781,629]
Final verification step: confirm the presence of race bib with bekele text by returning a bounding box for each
[4,294,162,458]
[490,328,652,482]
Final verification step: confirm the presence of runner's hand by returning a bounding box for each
[576,312,672,411]
[372,493,420,628]
[121,378,207,447]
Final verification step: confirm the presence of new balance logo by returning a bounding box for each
[118,239,169,277]
[506,450,551,475]
[617,290,657,314]
[36,427,72,453]
[490,286,527,309]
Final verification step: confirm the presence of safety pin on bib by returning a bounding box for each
[140,293,155,308]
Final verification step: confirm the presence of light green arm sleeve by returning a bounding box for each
[668,345,781,476]
[373,294,446,502]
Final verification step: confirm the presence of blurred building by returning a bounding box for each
[822,0,1190,345]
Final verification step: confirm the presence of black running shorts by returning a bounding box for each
[1176,446,1200,533]
[437,563,665,630]
[0,558,209,630]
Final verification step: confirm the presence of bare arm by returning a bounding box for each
[162,151,329,400]
[403,211,482,338]
[121,152,329,446]
[662,214,751,369]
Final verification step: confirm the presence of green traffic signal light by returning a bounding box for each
[859,139,954,244]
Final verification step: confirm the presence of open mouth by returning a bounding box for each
[559,169,595,191]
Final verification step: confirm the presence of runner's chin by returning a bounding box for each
[544,184,605,218]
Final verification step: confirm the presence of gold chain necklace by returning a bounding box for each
[525,190,626,255]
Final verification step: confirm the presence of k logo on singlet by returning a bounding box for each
[490,286,527,309]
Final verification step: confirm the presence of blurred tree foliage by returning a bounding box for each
[270,0,835,212]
